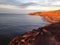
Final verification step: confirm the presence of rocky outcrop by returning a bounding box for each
[9,22,60,45]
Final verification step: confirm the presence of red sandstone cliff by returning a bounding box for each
[29,10,60,23]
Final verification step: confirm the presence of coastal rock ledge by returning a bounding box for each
[9,22,60,45]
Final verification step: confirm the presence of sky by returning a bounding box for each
[0,0,60,14]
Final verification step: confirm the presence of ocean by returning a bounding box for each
[0,14,49,45]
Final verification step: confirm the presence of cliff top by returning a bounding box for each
[29,10,60,23]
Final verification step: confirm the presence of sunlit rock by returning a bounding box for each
[29,10,60,23]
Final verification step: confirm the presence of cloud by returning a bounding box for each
[0,0,60,6]
[30,0,60,6]
[20,0,38,3]
[26,5,60,11]
[0,4,60,14]
[0,4,38,14]
[17,0,60,7]
[51,1,60,6]
[0,4,26,14]
[19,2,38,8]
[0,0,60,14]
[0,0,60,7]
[0,0,20,5]
[0,4,21,9]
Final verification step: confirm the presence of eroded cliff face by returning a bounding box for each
[9,22,60,45]
[29,10,60,23]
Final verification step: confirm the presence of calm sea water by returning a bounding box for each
[0,14,49,45]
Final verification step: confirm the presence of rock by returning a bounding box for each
[29,10,60,23]
[9,22,60,45]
